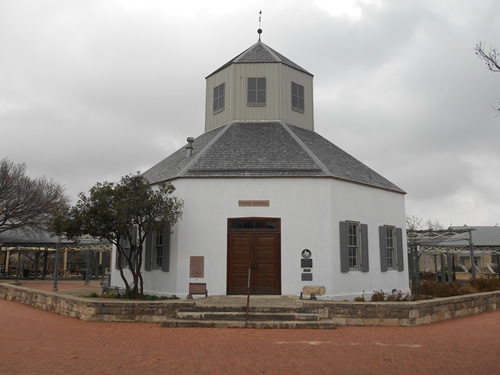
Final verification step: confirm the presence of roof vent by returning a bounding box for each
[186,137,194,158]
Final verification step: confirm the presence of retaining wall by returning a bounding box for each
[1,283,498,326]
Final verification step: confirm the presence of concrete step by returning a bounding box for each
[176,311,319,322]
[160,318,336,329]
[185,305,306,313]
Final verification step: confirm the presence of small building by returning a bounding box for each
[111,33,409,300]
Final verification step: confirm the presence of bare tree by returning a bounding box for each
[406,215,423,231]
[475,42,500,114]
[425,219,444,231]
[475,42,500,72]
[0,158,69,234]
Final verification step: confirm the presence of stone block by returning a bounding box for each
[331,317,346,325]
[302,285,326,296]
[415,315,432,325]
[363,318,399,326]
[344,318,364,326]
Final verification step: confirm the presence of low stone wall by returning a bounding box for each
[0,283,194,322]
[1,283,498,326]
[303,291,500,326]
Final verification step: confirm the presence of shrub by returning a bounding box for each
[80,292,99,298]
[471,278,500,292]
[420,271,435,281]
[371,290,385,302]
[353,296,365,302]
[416,281,479,298]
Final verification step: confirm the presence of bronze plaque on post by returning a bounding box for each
[190,256,204,278]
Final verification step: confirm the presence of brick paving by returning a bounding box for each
[0,296,499,375]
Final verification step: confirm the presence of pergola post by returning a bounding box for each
[16,247,21,280]
[63,250,68,276]
[468,231,476,280]
[84,250,90,285]
[447,253,452,283]
[434,255,439,282]
[496,253,500,277]
[5,249,9,272]
[440,254,446,282]
[53,237,61,291]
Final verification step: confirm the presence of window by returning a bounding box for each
[348,223,360,269]
[339,221,369,272]
[145,225,170,272]
[248,77,266,106]
[379,226,404,272]
[291,82,304,112]
[154,232,163,268]
[116,227,136,270]
[213,83,225,113]
[386,227,395,269]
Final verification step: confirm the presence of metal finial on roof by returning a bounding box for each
[257,10,262,41]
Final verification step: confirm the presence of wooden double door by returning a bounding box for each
[227,218,281,295]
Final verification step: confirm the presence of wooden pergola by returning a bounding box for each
[407,226,500,290]
[0,228,111,280]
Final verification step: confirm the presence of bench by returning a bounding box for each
[188,283,208,299]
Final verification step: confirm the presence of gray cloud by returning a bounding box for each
[1,0,499,226]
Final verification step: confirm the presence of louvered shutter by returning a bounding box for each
[339,221,349,272]
[130,226,137,269]
[396,227,404,272]
[145,232,152,271]
[361,224,369,272]
[115,240,122,270]
[379,226,388,272]
[161,225,171,272]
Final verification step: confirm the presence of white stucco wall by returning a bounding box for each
[111,177,408,300]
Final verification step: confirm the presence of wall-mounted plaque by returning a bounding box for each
[301,249,312,259]
[301,259,312,268]
[190,256,204,278]
[301,273,313,281]
[238,200,270,207]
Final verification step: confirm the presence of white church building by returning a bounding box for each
[111,35,409,300]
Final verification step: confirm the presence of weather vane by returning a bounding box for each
[258,10,262,41]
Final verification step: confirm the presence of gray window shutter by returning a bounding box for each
[115,240,121,270]
[379,226,388,272]
[119,237,127,269]
[396,227,404,272]
[361,224,369,272]
[145,232,152,272]
[339,221,349,273]
[161,225,171,272]
[130,226,137,269]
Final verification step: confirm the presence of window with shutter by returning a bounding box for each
[248,77,266,106]
[213,83,225,113]
[291,82,304,112]
[146,225,171,272]
[340,221,369,272]
[379,226,404,272]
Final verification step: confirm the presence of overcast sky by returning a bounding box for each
[1,0,499,227]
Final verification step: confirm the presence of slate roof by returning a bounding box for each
[207,41,312,78]
[143,122,405,194]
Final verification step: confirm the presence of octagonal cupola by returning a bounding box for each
[204,37,314,132]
